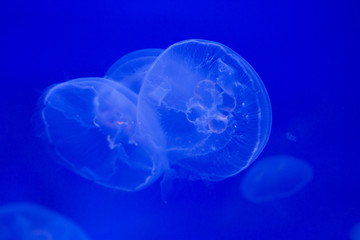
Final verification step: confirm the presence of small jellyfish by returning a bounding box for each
[286,132,297,142]
[0,203,90,240]
[240,155,313,203]
[105,48,164,93]
[41,77,166,191]
[137,39,272,181]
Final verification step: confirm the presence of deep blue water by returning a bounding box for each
[0,0,359,239]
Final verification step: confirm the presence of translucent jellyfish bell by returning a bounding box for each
[0,203,90,240]
[137,39,272,181]
[41,77,166,191]
[240,155,313,203]
[105,49,164,93]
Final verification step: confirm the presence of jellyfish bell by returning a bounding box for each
[105,48,164,94]
[137,39,272,182]
[41,77,166,191]
[0,203,90,240]
[240,155,314,203]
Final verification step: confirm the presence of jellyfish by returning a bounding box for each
[40,39,271,195]
[41,77,166,191]
[285,132,297,142]
[105,48,164,93]
[137,39,272,181]
[350,222,360,240]
[0,203,90,240]
[240,155,313,203]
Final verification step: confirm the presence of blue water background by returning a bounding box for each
[0,0,359,239]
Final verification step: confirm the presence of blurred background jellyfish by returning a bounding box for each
[240,155,313,203]
[350,222,360,240]
[0,203,90,240]
[105,49,164,93]
[137,39,272,182]
[41,77,166,191]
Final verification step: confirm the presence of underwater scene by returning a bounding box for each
[0,0,359,239]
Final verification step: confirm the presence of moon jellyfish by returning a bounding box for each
[105,49,164,93]
[137,39,272,181]
[240,155,313,203]
[41,77,166,191]
[0,203,90,240]
[40,39,272,195]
